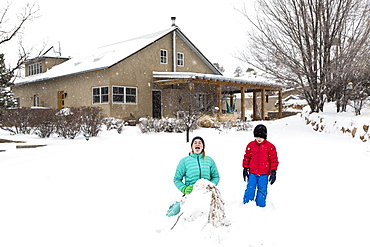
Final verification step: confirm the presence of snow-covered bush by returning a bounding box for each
[0,106,106,139]
[235,120,253,131]
[77,106,105,137]
[103,117,124,133]
[138,118,160,133]
[55,108,81,139]
[214,121,233,133]
[138,117,190,133]
[55,107,105,139]
[0,107,46,135]
[32,109,58,138]
[138,116,253,135]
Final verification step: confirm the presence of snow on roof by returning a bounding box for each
[14,27,177,85]
[152,71,285,88]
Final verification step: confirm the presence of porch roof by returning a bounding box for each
[152,71,285,91]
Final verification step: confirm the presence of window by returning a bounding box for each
[34,95,40,107]
[125,87,137,103]
[196,93,208,110]
[28,62,42,76]
[160,49,167,64]
[177,52,184,66]
[112,86,124,102]
[92,86,109,104]
[113,86,137,104]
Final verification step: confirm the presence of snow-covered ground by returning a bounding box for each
[0,103,369,247]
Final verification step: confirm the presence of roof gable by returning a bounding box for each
[15,26,221,85]
[174,30,221,75]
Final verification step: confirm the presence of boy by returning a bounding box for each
[242,124,279,207]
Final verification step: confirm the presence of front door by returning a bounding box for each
[58,91,65,109]
[152,90,162,118]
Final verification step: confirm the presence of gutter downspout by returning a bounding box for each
[173,30,176,72]
[171,17,177,72]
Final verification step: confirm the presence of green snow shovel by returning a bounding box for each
[166,201,181,217]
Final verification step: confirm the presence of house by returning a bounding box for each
[13,18,284,122]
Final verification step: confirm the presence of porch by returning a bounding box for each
[152,71,285,120]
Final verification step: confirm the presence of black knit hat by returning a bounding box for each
[254,124,267,139]
[191,136,205,149]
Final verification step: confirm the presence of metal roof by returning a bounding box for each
[14,26,222,86]
[152,71,284,90]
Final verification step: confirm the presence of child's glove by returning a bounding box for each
[181,185,193,194]
[269,169,277,185]
[243,168,249,182]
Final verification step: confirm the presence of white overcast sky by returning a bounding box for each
[5,0,255,76]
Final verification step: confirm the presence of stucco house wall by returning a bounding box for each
[12,25,221,121]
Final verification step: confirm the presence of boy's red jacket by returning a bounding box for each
[242,139,279,175]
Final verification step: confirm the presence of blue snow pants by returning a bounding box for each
[243,173,268,207]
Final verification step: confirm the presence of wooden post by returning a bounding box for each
[241,87,245,121]
[278,90,283,119]
[229,93,234,112]
[252,91,258,120]
[261,89,266,120]
[217,84,222,116]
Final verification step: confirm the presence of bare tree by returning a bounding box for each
[0,2,40,72]
[238,0,370,113]
[169,83,217,142]
[0,2,39,111]
[346,58,370,115]
[326,2,370,113]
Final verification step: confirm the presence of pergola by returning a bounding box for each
[153,71,285,120]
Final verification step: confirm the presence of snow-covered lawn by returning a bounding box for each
[0,105,369,247]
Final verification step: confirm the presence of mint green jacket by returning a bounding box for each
[173,153,220,192]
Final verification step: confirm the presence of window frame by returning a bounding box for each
[28,62,42,76]
[160,49,168,64]
[92,86,109,104]
[34,95,40,107]
[112,86,137,104]
[177,52,184,66]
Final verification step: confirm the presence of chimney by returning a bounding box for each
[171,17,176,27]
